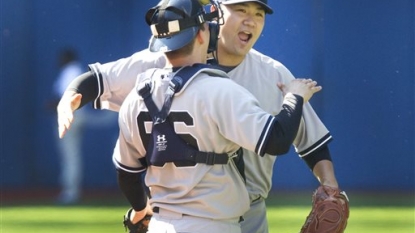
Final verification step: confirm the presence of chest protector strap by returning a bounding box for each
[138,64,234,167]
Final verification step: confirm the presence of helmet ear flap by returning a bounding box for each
[207,22,219,53]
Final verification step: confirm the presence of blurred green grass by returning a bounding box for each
[1,190,414,232]
[265,190,415,233]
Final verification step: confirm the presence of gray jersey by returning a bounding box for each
[225,49,331,201]
[90,48,331,201]
[114,67,284,219]
[89,49,166,111]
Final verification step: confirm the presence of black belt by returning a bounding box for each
[251,196,262,203]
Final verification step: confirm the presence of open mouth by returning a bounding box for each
[238,31,252,43]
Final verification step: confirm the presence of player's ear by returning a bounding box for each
[209,1,221,13]
[196,24,208,44]
[210,4,216,13]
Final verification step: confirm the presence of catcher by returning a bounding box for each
[300,185,349,233]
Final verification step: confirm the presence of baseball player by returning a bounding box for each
[57,0,346,232]
[114,0,321,232]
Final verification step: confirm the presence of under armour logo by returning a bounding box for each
[157,134,166,142]
[156,134,167,151]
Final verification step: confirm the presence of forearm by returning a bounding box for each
[301,145,339,187]
[312,160,339,188]
[66,70,99,108]
[263,93,304,155]
[117,169,148,211]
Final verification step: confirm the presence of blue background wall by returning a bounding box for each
[1,0,414,193]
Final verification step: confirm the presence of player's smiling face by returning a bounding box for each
[217,2,265,65]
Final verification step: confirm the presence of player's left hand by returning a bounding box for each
[300,185,349,233]
[277,78,322,103]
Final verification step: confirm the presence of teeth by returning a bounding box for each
[238,31,251,42]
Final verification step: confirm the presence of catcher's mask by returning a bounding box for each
[146,0,223,53]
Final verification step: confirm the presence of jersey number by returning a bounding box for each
[137,111,199,150]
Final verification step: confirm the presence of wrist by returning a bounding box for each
[131,208,147,224]
[319,180,339,189]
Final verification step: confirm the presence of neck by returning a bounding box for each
[215,49,245,67]
[165,51,206,68]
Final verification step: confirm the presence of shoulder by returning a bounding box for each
[135,68,168,91]
[246,49,287,70]
[130,49,166,64]
[90,49,166,73]
[190,73,250,97]
[236,49,295,80]
[175,67,230,95]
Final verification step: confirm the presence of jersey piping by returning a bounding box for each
[255,115,277,156]
[113,156,147,174]
[298,133,333,157]
[88,64,104,109]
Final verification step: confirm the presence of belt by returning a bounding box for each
[251,196,262,203]
[152,207,185,220]
[153,207,244,223]
[153,207,186,215]
[152,207,161,213]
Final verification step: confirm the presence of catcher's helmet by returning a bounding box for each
[146,0,221,53]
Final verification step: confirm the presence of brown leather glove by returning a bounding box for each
[300,185,349,233]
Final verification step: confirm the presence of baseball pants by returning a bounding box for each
[241,197,269,233]
[148,208,241,233]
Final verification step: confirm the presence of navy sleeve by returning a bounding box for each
[117,169,148,211]
[302,145,332,170]
[262,94,304,155]
[67,71,99,108]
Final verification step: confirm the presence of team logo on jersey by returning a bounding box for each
[156,134,168,151]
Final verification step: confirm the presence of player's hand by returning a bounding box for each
[130,202,153,224]
[277,79,322,103]
[57,90,82,138]
[123,203,153,233]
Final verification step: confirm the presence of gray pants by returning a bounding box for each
[241,198,269,233]
[148,208,241,233]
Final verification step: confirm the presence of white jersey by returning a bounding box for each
[90,48,331,201]
[113,67,283,219]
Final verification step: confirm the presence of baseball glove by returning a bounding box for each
[300,185,349,233]
[123,208,152,233]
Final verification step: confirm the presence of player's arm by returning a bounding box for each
[262,93,303,155]
[275,63,341,188]
[113,130,153,224]
[57,71,99,138]
[302,146,339,188]
[117,169,150,222]
[66,70,99,108]
[260,79,322,155]
[290,88,339,187]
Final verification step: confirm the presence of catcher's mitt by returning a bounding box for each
[123,208,152,233]
[300,185,349,233]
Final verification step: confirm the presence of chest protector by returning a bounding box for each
[138,64,243,169]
